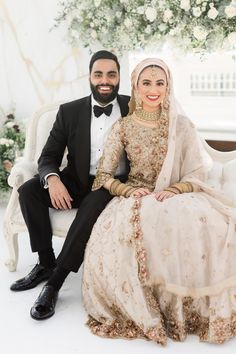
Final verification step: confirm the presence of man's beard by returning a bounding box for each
[90,82,120,104]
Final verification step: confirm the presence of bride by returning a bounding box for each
[82,58,236,345]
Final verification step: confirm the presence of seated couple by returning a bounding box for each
[10,50,236,345]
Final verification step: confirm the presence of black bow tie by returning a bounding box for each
[93,104,113,117]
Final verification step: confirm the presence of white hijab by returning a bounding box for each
[130,58,236,220]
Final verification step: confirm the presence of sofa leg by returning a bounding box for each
[4,232,18,272]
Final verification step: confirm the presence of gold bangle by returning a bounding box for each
[109,179,120,195]
[170,182,193,194]
[164,187,179,194]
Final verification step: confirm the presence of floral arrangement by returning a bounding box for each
[0,114,25,195]
[55,0,236,54]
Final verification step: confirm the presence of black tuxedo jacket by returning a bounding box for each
[38,94,130,195]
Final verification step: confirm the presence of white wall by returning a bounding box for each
[0,0,129,121]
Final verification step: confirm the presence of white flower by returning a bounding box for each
[0,138,14,146]
[158,23,167,32]
[124,18,133,28]
[193,26,208,40]
[163,9,173,22]
[225,5,236,18]
[207,7,218,19]
[137,6,145,15]
[116,11,122,18]
[228,32,236,46]
[91,30,97,39]
[5,122,15,128]
[94,0,101,7]
[105,14,111,22]
[192,7,202,17]
[196,0,202,4]
[145,7,157,22]
[180,0,190,11]
[169,28,178,36]
[71,29,79,39]
[145,25,152,34]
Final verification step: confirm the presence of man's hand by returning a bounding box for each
[154,190,176,202]
[47,175,73,210]
[130,187,151,198]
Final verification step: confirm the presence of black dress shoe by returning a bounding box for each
[10,264,55,291]
[30,285,58,320]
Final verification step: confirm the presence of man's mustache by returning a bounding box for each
[96,84,114,89]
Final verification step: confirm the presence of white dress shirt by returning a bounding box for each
[90,96,126,176]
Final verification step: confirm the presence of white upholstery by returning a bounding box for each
[3,103,236,271]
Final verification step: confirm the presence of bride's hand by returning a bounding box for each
[154,190,176,202]
[131,188,151,197]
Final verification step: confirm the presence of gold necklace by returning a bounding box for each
[135,108,161,122]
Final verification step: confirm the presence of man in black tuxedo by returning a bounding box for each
[10,50,130,320]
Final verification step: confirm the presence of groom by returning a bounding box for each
[10,50,130,320]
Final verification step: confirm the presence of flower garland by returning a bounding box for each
[54,0,236,54]
[0,114,25,197]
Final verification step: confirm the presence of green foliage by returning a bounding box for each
[0,114,25,193]
[54,0,236,54]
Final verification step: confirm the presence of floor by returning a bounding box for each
[0,203,234,354]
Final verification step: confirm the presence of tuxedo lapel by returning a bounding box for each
[117,95,130,117]
[75,96,92,191]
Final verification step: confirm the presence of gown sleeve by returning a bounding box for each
[92,119,125,190]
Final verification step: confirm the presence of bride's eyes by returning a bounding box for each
[141,81,165,86]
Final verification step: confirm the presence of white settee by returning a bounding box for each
[3,103,236,271]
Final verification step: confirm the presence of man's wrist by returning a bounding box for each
[44,173,60,189]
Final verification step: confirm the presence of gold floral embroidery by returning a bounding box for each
[86,298,236,345]
[92,113,169,191]
[131,198,149,284]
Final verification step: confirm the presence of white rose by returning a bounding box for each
[124,18,132,28]
[228,31,236,45]
[158,23,167,32]
[5,122,15,128]
[105,14,111,22]
[180,0,190,11]
[169,28,177,36]
[145,7,157,22]
[207,7,218,19]
[196,0,202,4]
[163,9,173,22]
[225,5,236,18]
[0,138,14,146]
[192,6,202,17]
[193,26,208,40]
[145,25,152,34]
[94,0,101,7]
[91,30,97,39]
[137,6,145,14]
[116,11,122,18]
[71,30,79,39]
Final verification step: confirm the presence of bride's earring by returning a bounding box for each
[162,93,170,111]
[134,92,142,110]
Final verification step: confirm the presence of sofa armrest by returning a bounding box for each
[8,160,37,189]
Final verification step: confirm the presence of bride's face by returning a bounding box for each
[136,66,167,112]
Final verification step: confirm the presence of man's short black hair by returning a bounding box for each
[89,50,120,73]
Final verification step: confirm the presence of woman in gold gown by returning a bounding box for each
[82,58,236,345]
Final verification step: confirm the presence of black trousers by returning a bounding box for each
[18,173,115,272]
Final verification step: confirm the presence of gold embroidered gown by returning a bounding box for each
[82,114,236,345]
